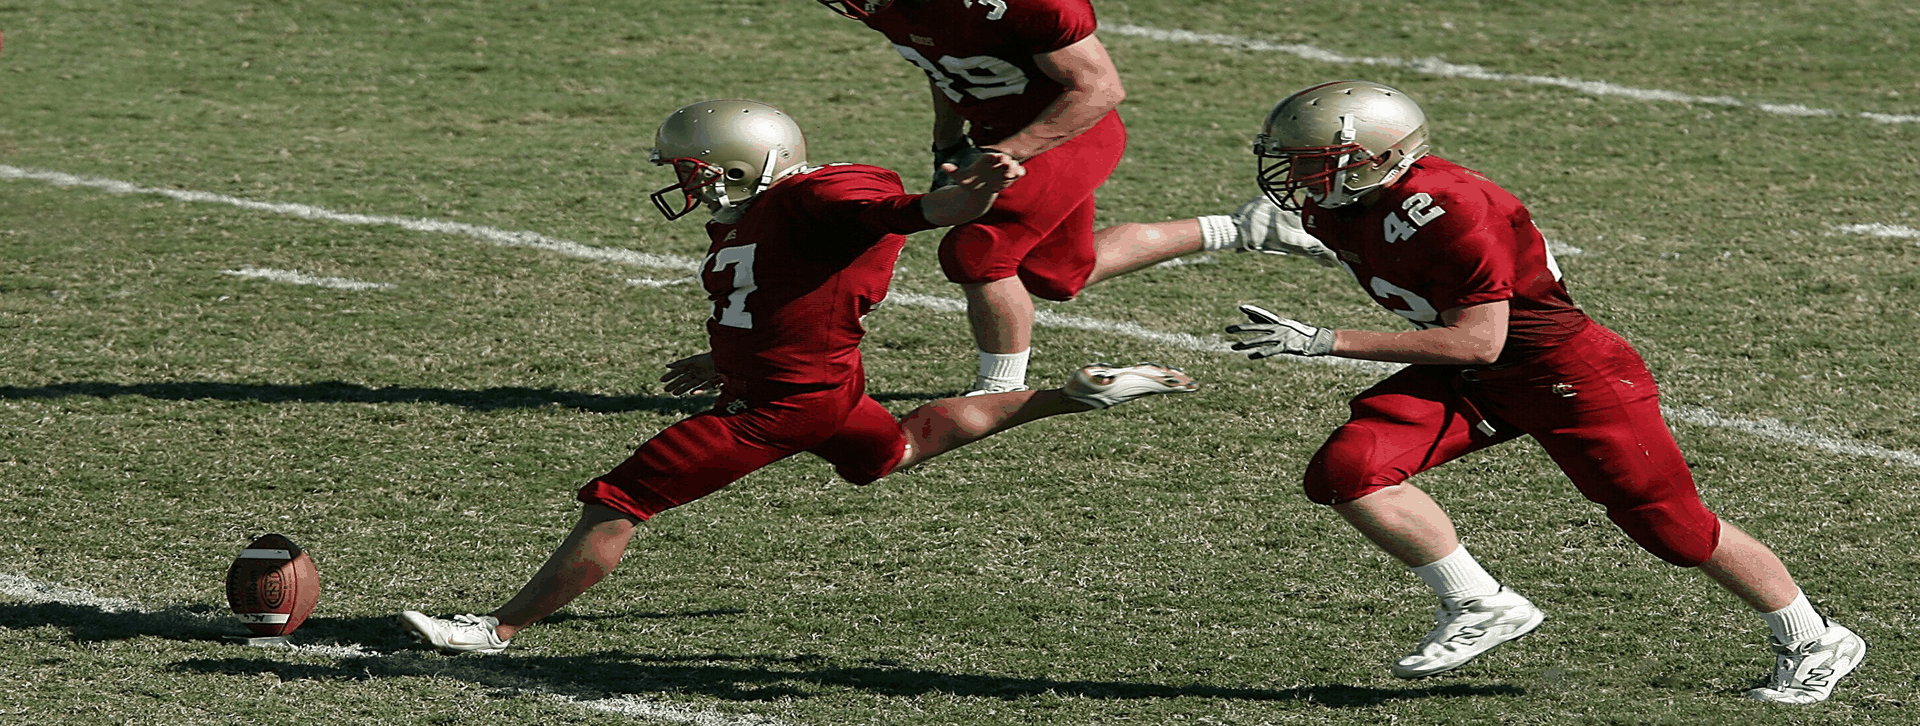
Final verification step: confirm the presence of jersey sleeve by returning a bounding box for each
[1009,0,1098,54]
[793,165,939,242]
[1420,189,1517,312]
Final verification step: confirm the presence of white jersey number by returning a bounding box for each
[1383,193,1447,244]
[706,244,758,329]
[894,45,1030,102]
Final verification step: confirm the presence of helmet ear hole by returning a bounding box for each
[725,168,748,180]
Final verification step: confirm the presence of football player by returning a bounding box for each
[1225,81,1865,703]
[818,0,1325,395]
[399,99,1199,653]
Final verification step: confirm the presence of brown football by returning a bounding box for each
[224,533,320,637]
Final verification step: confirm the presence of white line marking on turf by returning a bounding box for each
[1102,24,1920,126]
[5,166,1915,468]
[0,165,700,272]
[0,572,794,726]
[222,266,395,290]
[1835,223,1920,240]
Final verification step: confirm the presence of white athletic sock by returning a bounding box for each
[1759,590,1827,645]
[1410,545,1502,604]
[975,349,1030,389]
[1198,214,1238,250]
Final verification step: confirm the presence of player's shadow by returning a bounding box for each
[0,599,743,652]
[0,381,941,414]
[167,646,1527,707]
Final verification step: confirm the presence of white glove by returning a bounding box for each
[1231,196,1339,267]
[1225,304,1335,358]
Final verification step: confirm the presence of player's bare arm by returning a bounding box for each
[981,34,1123,161]
[1333,300,1509,365]
[928,79,967,148]
[1229,300,1509,366]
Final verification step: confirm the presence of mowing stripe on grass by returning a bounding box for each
[222,266,395,290]
[0,572,797,726]
[1102,24,1920,125]
[3,165,1916,469]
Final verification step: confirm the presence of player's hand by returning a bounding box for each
[1231,195,1339,267]
[940,147,1025,194]
[660,352,723,395]
[1225,304,1335,358]
[929,137,975,192]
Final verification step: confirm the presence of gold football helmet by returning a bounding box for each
[1254,81,1431,211]
[649,99,809,220]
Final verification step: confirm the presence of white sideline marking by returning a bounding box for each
[0,572,794,726]
[1102,24,1920,126]
[223,266,395,291]
[1835,223,1920,240]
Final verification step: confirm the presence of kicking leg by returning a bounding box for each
[1085,219,1207,285]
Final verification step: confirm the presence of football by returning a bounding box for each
[224,533,320,638]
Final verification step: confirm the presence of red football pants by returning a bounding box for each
[579,382,906,521]
[936,111,1127,301]
[1303,323,1722,566]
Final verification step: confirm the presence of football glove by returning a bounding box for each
[930,137,981,192]
[1226,304,1335,358]
[1231,196,1339,267]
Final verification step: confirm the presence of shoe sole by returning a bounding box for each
[1390,607,1546,679]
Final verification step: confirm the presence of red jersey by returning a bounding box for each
[1300,157,1588,364]
[701,164,935,400]
[858,0,1099,142]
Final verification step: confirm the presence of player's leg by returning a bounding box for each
[1510,324,1863,702]
[1084,218,1208,285]
[939,116,1124,394]
[402,400,815,653]
[487,504,639,640]
[960,276,1037,394]
[815,364,1199,485]
[1305,366,1542,678]
[897,362,1198,470]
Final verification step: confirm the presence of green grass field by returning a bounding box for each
[3,1,1917,724]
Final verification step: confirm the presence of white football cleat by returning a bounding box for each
[1063,363,1198,409]
[1390,587,1545,679]
[1230,195,1339,267]
[1746,623,1866,704]
[399,611,511,655]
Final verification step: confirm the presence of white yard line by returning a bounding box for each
[1835,223,1920,240]
[222,266,395,290]
[1101,24,1920,125]
[0,572,796,726]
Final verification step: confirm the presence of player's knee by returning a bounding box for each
[1302,427,1395,505]
[1606,498,1721,567]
